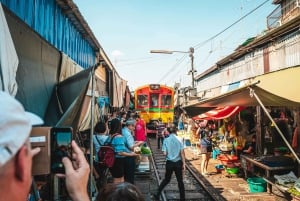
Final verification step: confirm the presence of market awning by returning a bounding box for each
[183,106,215,118]
[253,67,300,103]
[193,106,245,120]
[184,80,300,164]
[185,84,300,110]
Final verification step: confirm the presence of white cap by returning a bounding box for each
[0,91,43,167]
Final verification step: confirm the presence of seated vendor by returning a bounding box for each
[243,134,256,155]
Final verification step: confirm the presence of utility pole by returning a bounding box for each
[188,47,195,89]
[150,47,197,90]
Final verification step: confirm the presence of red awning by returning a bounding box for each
[192,106,244,120]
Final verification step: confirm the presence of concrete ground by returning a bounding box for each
[184,146,291,201]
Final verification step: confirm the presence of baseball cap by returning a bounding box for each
[0,91,44,167]
[125,119,136,126]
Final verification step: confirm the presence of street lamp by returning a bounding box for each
[150,47,197,89]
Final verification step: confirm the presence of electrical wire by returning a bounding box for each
[128,0,271,86]
[193,0,270,50]
[157,54,187,83]
[116,55,174,67]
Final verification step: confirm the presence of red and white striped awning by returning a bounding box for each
[192,106,244,120]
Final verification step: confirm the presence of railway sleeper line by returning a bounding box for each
[146,136,217,201]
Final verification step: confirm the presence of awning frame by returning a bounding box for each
[250,87,300,164]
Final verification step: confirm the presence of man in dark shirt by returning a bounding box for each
[156,118,165,149]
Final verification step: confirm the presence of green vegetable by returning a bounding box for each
[288,187,300,197]
[141,146,151,154]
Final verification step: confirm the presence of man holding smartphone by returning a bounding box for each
[0,91,90,201]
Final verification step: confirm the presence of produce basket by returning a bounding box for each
[226,167,239,174]
[215,164,225,173]
[219,138,233,152]
[247,177,267,193]
[218,155,238,164]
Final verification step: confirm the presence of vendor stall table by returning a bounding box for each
[240,154,295,193]
[135,154,151,176]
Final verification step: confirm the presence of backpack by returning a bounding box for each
[95,134,119,168]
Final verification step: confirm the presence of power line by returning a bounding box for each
[116,55,174,67]
[158,0,271,86]
[193,0,270,50]
[157,54,187,83]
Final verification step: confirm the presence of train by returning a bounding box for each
[134,84,174,134]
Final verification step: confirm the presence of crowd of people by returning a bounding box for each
[0,90,186,201]
[1,90,264,201]
[176,113,258,176]
[93,110,186,201]
[92,110,147,197]
[0,92,150,201]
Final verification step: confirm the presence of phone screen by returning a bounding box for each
[51,127,73,174]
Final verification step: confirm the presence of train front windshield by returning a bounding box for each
[137,94,148,107]
[161,94,172,107]
[150,94,159,107]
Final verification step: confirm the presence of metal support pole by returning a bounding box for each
[89,65,96,198]
[189,47,195,89]
[250,87,300,164]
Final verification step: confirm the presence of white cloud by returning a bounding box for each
[111,50,124,57]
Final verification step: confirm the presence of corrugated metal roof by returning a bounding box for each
[55,0,118,74]
[56,0,100,51]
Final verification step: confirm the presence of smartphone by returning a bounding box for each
[50,127,73,174]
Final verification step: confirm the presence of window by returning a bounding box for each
[161,95,171,106]
[150,94,159,107]
[137,95,148,106]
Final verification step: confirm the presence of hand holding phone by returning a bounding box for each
[50,127,73,174]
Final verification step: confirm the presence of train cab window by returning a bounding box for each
[137,95,148,106]
[150,94,159,107]
[161,95,171,107]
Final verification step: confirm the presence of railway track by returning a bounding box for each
[146,136,220,201]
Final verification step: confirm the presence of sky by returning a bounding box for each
[73,0,277,91]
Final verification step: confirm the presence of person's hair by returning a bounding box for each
[97,182,145,201]
[167,124,177,134]
[109,118,122,134]
[103,115,109,123]
[120,111,126,117]
[94,121,107,134]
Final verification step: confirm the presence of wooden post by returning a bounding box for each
[256,106,263,155]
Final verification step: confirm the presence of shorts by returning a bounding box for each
[109,157,124,178]
[200,146,208,154]
[201,145,212,154]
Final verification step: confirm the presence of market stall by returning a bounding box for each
[184,79,300,195]
[240,154,296,193]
